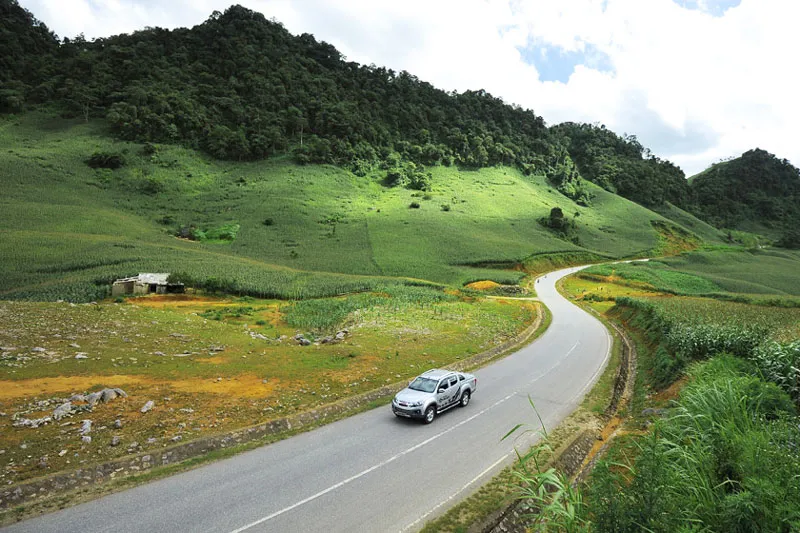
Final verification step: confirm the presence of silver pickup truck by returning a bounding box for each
[391,368,477,423]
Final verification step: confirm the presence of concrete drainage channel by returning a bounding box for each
[0,306,545,515]
[477,320,637,533]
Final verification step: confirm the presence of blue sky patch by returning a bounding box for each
[673,0,742,17]
[520,43,614,83]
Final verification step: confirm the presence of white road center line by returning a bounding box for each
[228,338,589,533]
[227,393,515,533]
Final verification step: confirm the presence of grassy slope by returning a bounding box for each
[2,113,690,300]
[659,248,800,295]
[652,202,726,244]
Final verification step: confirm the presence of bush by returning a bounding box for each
[409,202,420,209]
[86,151,125,169]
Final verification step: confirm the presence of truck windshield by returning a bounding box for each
[408,377,437,393]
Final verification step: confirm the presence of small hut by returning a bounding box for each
[111,273,184,296]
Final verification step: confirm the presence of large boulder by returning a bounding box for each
[53,402,73,420]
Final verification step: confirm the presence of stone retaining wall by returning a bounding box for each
[1,304,543,511]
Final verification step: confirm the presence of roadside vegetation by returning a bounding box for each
[496,249,800,532]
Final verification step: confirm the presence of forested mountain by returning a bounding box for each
[689,149,800,247]
[552,122,690,207]
[1,2,557,171]
[1,0,683,207]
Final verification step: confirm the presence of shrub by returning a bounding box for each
[86,151,125,169]
[441,204,451,212]
[409,202,420,209]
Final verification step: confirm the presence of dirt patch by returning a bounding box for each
[0,375,147,400]
[197,356,226,365]
[651,376,688,403]
[130,295,227,308]
[168,375,278,398]
[466,280,501,291]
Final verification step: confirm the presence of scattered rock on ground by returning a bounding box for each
[110,436,121,447]
[53,402,72,421]
[79,420,92,435]
[74,353,88,360]
[140,400,154,413]
[81,436,92,444]
[31,347,46,353]
[113,419,122,429]
[13,416,52,429]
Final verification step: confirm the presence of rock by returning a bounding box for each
[31,347,46,353]
[81,436,92,444]
[320,336,334,344]
[154,351,165,356]
[79,420,92,435]
[69,343,80,348]
[0,347,16,352]
[38,456,48,469]
[113,419,122,429]
[140,400,154,413]
[113,388,128,398]
[85,392,102,407]
[146,438,157,444]
[209,345,225,352]
[298,337,311,346]
[335,331,347,340]
[58,449,67,457]
[110,436,121,447]
[99,389,118,403]
[69,394,86,403]
[14,417,52,429]
[53,402,73,420]
[75,353,88,360]
[171,435,182,442]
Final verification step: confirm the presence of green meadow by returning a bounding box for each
[1,113,706,302]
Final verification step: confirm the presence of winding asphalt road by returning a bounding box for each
[3,265,611,533]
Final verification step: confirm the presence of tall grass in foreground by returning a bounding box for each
[503,398,590,533]
[585,357,800,532]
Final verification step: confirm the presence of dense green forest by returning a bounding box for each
[689,149,800,246]
[552,122,689,207]
[1,0,687,208]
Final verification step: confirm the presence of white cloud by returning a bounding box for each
[18,0,800,176]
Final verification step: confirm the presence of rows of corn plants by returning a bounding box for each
[612,296,800,394]
[283,284,458,330]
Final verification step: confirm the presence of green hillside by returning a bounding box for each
[688,149,800,245]
[0,113,690,301]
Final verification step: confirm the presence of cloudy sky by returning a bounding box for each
[19,0,800,176]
